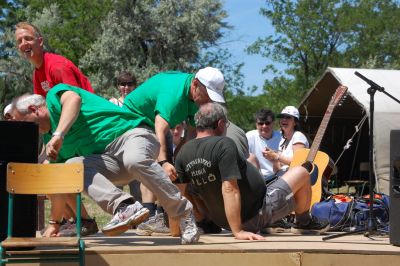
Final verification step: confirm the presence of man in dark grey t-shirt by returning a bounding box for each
[175,102,329,240]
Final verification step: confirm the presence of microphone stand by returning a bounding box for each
[323,71,400,240]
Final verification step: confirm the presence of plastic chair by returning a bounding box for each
[0,163,85,265]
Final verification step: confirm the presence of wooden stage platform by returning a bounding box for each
[12,229,400,266]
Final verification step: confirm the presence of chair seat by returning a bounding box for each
[1,237,79,248]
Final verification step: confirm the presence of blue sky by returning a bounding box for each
[221,0,282,95]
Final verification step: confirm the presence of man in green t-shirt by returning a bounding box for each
[123,67,225,180]
[122,67,225,233]
[11,84,200,244]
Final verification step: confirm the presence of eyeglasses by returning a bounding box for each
[119,81,134,87]
[257,121,272,126]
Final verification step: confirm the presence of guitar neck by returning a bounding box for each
[306,105,334,162]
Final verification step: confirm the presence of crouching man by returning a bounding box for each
[11,84,199,244]
[175,102,329,240]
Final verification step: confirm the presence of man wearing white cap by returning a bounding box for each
[124,67,251,235]
[123,67,226,181]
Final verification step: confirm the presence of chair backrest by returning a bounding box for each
[2,163,86,265]
[7,163,83,195]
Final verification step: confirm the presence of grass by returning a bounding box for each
[44,186,132,229]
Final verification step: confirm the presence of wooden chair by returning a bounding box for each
[0,163,85,266]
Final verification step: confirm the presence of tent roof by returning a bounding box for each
[300,67,400,116]
[298,67,400,194]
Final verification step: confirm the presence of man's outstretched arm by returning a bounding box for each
[222,179,265,240]
[46,90,81,161]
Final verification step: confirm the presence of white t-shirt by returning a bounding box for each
[279,131,309,170]
[246,129,281,178]
[109,98,123,107]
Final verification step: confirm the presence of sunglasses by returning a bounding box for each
[257,121,272,126]
[280,115,293,119]
[119,81,134,87]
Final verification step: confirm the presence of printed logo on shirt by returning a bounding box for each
[40,81,51,92]
[191,173,217,186]
[185,157,216,186]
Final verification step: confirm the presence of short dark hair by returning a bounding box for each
[254,108,274,122]
[117,71,137,87]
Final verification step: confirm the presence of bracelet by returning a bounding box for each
[158,160,168,166]
[275,153,280,161]
[52,131,64,139]
[48,219,62,225]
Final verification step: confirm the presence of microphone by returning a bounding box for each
[354,71,385,92]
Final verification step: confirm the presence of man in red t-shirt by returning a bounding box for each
[15,22,94,96]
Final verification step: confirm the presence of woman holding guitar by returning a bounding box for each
[263,106,309,174]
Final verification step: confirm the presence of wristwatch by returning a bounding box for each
[158,160,168,166]
[52,131,64,139]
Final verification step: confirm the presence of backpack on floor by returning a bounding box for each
[311,193,390,232]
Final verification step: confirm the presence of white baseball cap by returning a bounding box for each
[277,106,300,120]
[3,104,12,117]
[195,67,225,103]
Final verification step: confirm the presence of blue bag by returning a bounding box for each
[311,198,354,231]
[311,194,390,232]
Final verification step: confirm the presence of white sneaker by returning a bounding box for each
[102,201,150,236]
[180,210,200,244]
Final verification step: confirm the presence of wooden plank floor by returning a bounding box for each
[7,229,400,266]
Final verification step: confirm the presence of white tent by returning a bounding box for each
[298,67,400,194]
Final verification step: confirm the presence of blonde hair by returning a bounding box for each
[15,22,42,38]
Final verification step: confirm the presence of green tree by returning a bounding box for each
[339,0,400,69]
[248,0,345,97]
[248,0,400,105]
[79,0,234,97]
[16,0,112,63]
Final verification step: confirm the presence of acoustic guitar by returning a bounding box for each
[290,85,348,207]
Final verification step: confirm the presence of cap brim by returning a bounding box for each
[3,105,12,116]
[206,88,225,103]
[277,113,298,119]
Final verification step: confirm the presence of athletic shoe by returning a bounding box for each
[291,215,330,235]
[102,201,150,236]
[261,218,293,234]
[58,218,99,237]
[136,213,170,236]
[179,210,200,244]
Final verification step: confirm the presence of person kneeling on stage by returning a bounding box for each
[175,102,330,240]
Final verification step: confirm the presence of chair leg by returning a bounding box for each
[79,239,85,266]
[0,246,5,266]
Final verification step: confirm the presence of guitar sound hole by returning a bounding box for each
[302,161,313,173]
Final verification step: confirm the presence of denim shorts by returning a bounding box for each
[242,178,295,232]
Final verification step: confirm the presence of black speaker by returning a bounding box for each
[390,130,400,246]
[0,121,38,242]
